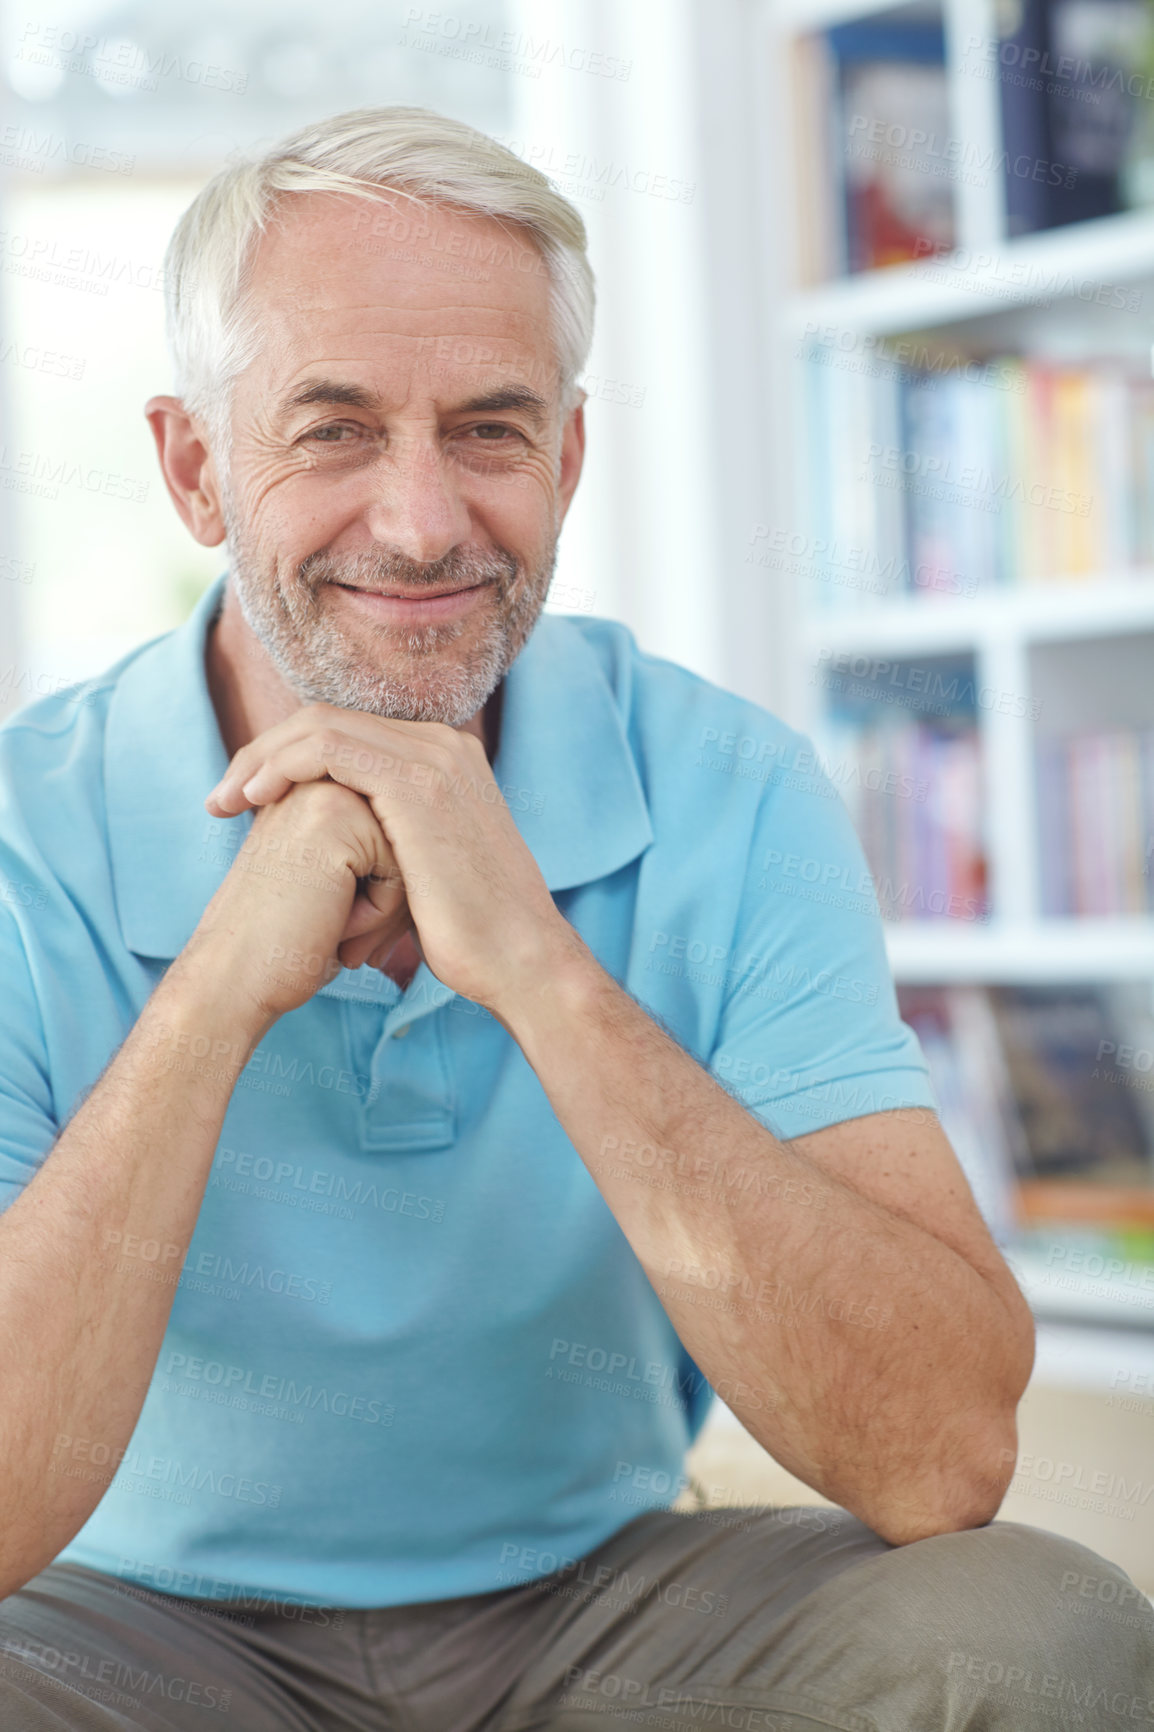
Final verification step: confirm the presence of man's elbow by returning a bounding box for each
[871,1413,1019,1547]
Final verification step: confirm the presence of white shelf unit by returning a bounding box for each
[764,0,1154,1324]
[782,207,1154,339]
[804,581,1154,944]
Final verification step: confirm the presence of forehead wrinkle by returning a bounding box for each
[260,289,548,339]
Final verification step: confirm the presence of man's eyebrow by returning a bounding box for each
[453,386,551,428]
[279,379,380,414]
[276,380,552,428]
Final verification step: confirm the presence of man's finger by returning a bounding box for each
[205,710,468,816]
[336,885,413,968]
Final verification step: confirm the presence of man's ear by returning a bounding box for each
[144,396,227,546]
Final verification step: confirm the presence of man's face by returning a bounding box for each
[216,190,583,724]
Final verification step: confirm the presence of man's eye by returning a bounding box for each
[304,424,367,445]
[467,424,520,442]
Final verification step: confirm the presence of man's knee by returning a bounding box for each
[767,1520,1154,1729]
[915,1520,1149,1623]
[896,1522,1154,1716]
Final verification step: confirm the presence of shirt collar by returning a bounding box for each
[106,574,653,964]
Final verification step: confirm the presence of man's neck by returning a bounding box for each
[204,580,498,761]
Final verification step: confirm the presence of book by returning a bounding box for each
[1037,726,1154,915]
[819,661,988,925]
[826,20,955,274]
[898,986,1023,1240]
[799,347,1154,604]
[989,986,1150,1182]
[898,982,1154,1239]
[1048,0,1151,227]
[993,0,1151,236]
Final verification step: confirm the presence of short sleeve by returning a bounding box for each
[0,904,57,1210]
[707,752,937,1141]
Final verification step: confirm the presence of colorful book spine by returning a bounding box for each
[1037,727,1154,915]
[801,350,1154,603]
[821,718,987,923]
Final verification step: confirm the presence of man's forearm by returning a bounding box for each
[502,939,1029,1546]
[0,950,265,1596]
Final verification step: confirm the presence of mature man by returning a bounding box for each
[0,105,1148,1730]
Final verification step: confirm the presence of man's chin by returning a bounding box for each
[321,599,483,665]
[289,611,506,723]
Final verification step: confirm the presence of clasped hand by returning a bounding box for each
[204,704,572,1018]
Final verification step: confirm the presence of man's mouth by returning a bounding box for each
[329,580,490,623]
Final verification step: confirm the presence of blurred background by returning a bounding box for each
[5,0,1154,1588]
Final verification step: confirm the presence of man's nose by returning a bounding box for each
[361,438,471,566]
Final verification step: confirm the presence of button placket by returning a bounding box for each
[360,1005,456,1153]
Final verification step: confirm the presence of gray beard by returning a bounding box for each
[222,513,557,726]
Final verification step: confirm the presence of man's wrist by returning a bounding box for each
[158,938,278,1057]
[489,920,612,1049]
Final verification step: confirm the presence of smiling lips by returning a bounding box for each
[332,580,489,623]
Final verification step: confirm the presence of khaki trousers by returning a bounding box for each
[0,1507,1151,1730]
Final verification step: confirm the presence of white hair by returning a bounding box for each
[162,105,595,454]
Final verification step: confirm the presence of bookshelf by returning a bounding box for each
[782,207,1154,336]
[764,0,1154,1325]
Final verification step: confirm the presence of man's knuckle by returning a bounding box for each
[299,779,353,817]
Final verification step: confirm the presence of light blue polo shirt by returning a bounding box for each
[0,573,935,1609]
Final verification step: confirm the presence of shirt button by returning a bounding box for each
[393,1024,411,1039]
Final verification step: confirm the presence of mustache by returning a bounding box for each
[297,545,518,595]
